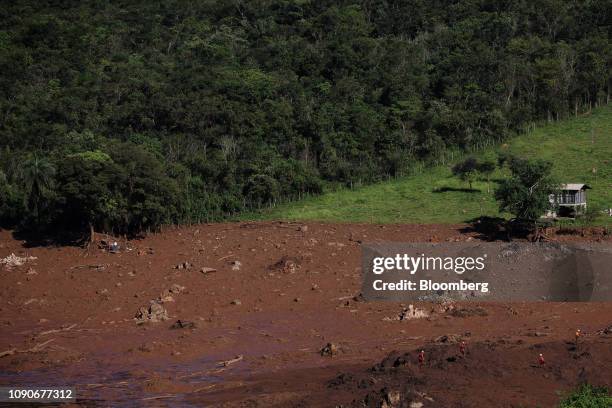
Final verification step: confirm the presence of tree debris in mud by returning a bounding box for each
[269,256,302,274]
[170,320,195,329]
[399,305,429,321]
[434,334,463,344]
[38,323,77,337]
[0,339,55,359]
[218,354,243,367]
[320,342,339,357]
[596,324,612,335]
[361,387,404,408]
[175,261,192,270]
[158,284,186,303]
[1,253,37,268]
[135,301,169,324]
[449,307,488,318]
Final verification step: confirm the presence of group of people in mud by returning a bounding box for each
[417,329,583,367]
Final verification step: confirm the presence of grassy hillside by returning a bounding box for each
[240,106,612,224]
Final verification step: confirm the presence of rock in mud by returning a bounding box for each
[135,301,168,324]
[200,267,217,275]
[231,299,242,305]
[231,260,242,271]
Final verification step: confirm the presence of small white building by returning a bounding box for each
[547,183,590,218]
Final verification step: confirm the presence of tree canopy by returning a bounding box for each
[0,0,609,235]
[495,157,559,222]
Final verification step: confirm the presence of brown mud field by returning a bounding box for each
[0,222,611,407]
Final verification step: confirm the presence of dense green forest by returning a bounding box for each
[0,1,610,236]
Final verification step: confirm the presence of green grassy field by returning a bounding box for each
[241,106,612,225]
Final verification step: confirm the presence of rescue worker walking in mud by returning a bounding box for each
[538,353,545,366]
[418,350,425,367]
[459,341,467,356]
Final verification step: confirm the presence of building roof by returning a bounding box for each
[560,183,591,191]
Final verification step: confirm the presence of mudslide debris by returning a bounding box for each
[218,354,243,367]
[200,267,217,275]
[320,342,339,357]
[170,320,195,329]
[1,253,37,268]
[135,301,169,324]
[399,305,429,320]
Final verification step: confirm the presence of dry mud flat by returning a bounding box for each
[0,222,611,407]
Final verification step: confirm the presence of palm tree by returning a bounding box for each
[19,154,56,222]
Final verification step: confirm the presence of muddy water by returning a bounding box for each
[1,354,227,406]
[0,313,331,406]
